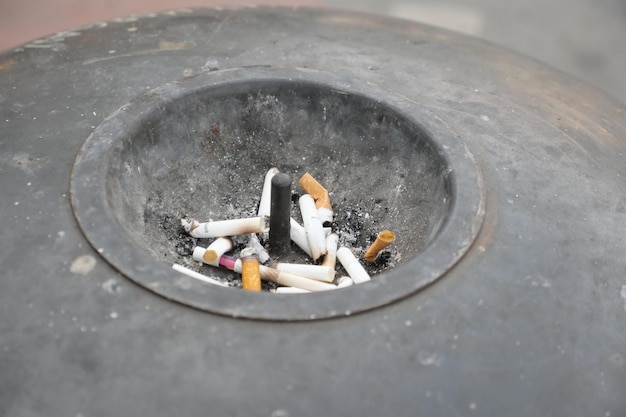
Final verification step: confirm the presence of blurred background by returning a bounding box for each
[1,0,625,103]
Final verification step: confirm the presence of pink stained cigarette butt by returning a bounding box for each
[219,255,241,272]
[364,230,396,263]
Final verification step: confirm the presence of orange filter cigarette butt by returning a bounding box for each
[364,230,396,263]
[241,248,261,292]
[299,173,332,210]
[299,173,333,224]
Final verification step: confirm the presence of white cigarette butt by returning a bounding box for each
[321,233,339,270]
[202,237,233,266]
[290,218,313,257]
[192,246,207,263]
[259,265,336,292]
[186,217,266,238]
[258,167,279,219]
[181,218,199,233]
[336,276,354,288]
[318,207,333,224]
[337,247,371,284]
[275,263,335,282]
[299,194,327,261]
[271,287,312,294]
[172,263,228,287]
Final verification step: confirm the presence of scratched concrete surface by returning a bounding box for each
[0,0,625,102]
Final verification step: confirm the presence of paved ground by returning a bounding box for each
[1,0,625,103]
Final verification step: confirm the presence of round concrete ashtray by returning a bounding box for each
[71,66,484,320]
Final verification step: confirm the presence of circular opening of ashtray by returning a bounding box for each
[71,67,484,321]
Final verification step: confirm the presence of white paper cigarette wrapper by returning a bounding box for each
[337,247,371,284]
[321,233,338,270]
[187,217,266,238]
[271,287,312,294]
[172,264,228,287]
[259,266,336,291]
[257,167,279,219]
[290,218,313,257]
[299,194,327,261]
[275,263,335,282]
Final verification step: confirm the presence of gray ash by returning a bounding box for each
[373,251,392,267]
[157,214,197,257]
[334,206,374,248]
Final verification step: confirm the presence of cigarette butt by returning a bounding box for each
[192,246,208,263]
[220,255,335,291]
[299,173,332,210]
[185,217,266,238]
[317,205,333,225]
[219,255,242,272]
[336,276,354,288]
[290,218,313,257]
[299,173,333,223]
[247,234,270,264]
[172,263,228,287]
[193,237,233,266]
[258,167,279,219]
[241,248,261,292]
[271,287,312,294]
[321,233,339,270]
[337,247,370,284]
[299,194,327,261]
[274,263,335,282]
[364,230,396,263]
[181,218,199,233]
[259,265,336,292]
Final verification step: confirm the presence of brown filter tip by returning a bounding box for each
[242,257,262,291]
[364,230,396,263]
[203,250,218,264]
